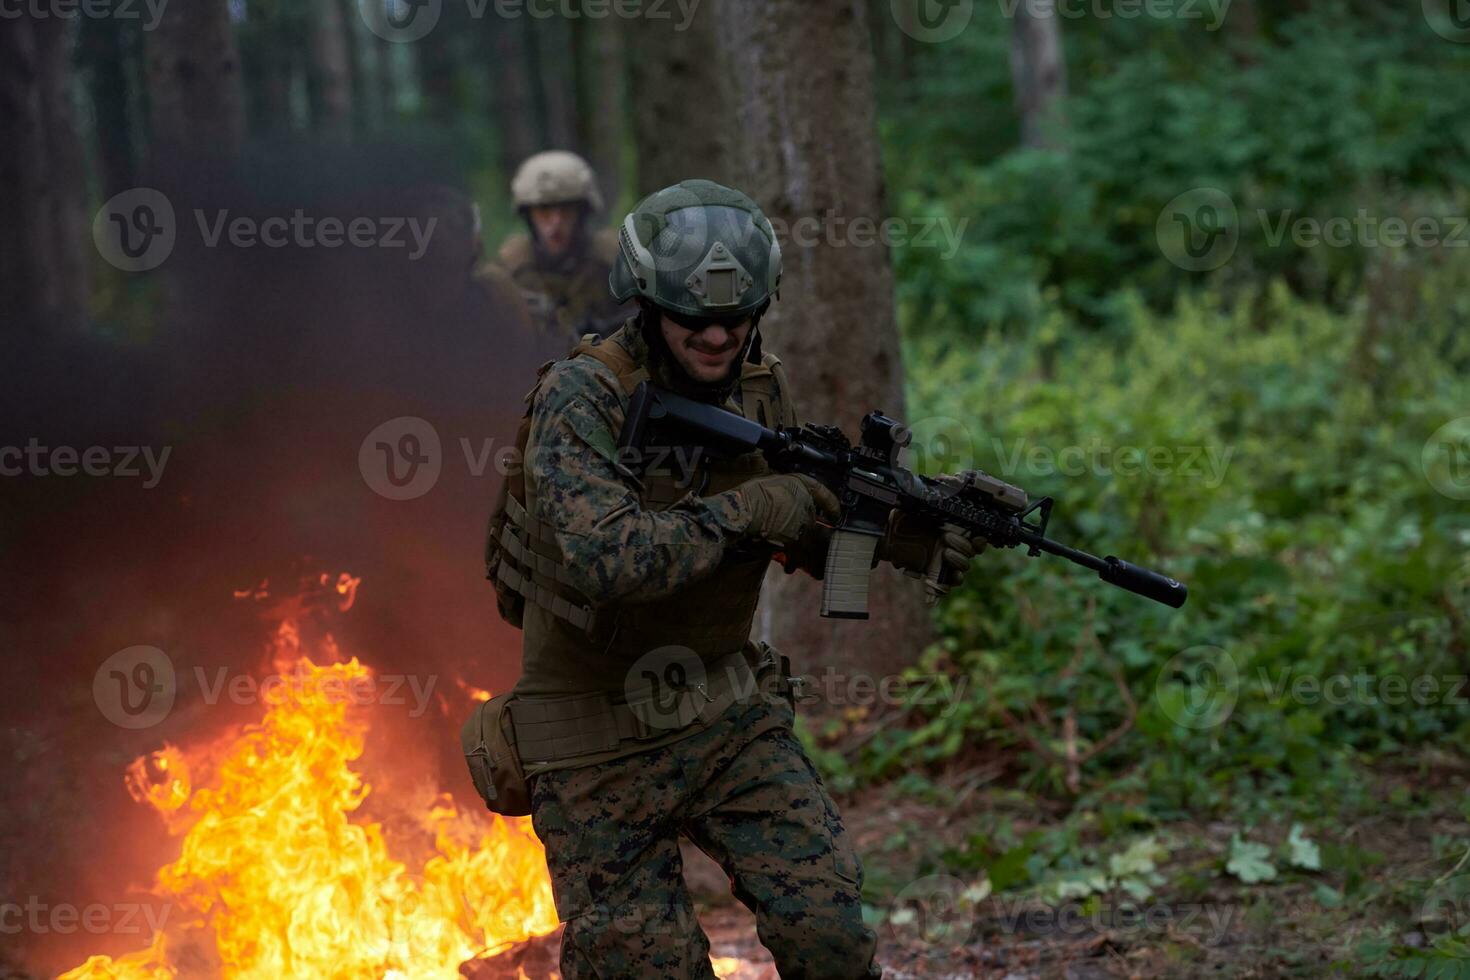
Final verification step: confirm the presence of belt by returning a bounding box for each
[509,650,771,765]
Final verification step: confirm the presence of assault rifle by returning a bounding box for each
[617,382,1188,617]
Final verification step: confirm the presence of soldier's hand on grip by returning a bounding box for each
[733,473,840,549]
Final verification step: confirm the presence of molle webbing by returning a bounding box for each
[494,495,597,632]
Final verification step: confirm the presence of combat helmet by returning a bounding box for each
[610,179,782,321]
[511,150,604,213]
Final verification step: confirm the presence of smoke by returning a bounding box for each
[0,138,545,975]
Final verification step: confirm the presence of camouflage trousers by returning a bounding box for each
[528,698,882,979]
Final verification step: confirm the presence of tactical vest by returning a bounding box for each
[485,327,797,695]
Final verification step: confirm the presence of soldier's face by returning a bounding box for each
[660,314,752,385]
[528,204,581,258]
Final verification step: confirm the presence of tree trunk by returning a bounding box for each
[79,15,137,199]
[1010,0,1067,150]
[627,0,736,191]
[0,15,90,333]
[531,13,579,151]
[488,18,540,179]
[578,16,625,209]
[145,0,244,156]
[714,0,931,690]
[309,0,354,139]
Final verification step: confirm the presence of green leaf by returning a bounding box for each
[1286,823,1322,871]
[1227,834,1278,884]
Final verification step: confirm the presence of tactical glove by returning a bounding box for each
[733,473,841,549]
[879,508,989,606]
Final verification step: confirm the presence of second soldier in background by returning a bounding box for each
[490,150,633,349]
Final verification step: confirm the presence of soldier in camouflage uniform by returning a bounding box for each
[493,150,633,350]
[487,180,985,979]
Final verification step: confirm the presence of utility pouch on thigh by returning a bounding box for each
[461,693,532,817]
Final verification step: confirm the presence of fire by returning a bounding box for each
[61,613,558,979]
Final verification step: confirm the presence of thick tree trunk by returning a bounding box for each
[309,0,355,139]
[79,16,137,199]
[0,15,90,332]
[1010,0,1067,150]
[531,14,579,151]
[627,0,736,191]
[145,0,244,155]
[714,0,931,689]
[488,19,540,179]
[579,17,625,209]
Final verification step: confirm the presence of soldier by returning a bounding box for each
[493,150,632,349]
[483,180,986,978]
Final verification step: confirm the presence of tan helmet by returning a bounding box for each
[510,150,604,213]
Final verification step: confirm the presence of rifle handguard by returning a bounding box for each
[821,529,881,619]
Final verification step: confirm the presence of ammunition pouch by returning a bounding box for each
[460,693,532,817]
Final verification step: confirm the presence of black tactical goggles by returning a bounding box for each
[660,308,752,333]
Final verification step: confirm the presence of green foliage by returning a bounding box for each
[845,255,1470,818]
[885,7,1470,333]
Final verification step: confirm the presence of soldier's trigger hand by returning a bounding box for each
[731,474,840,548]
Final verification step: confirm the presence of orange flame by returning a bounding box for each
[61,618,557,979]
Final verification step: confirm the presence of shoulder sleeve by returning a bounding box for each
[525,359,754,604]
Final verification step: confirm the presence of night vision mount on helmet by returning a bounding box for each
[610,179,782,320]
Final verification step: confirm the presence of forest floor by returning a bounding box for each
[474,750,1470,979]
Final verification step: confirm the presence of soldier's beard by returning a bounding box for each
[638,308,753,401]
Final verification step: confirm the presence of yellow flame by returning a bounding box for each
[62,628,557,979]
